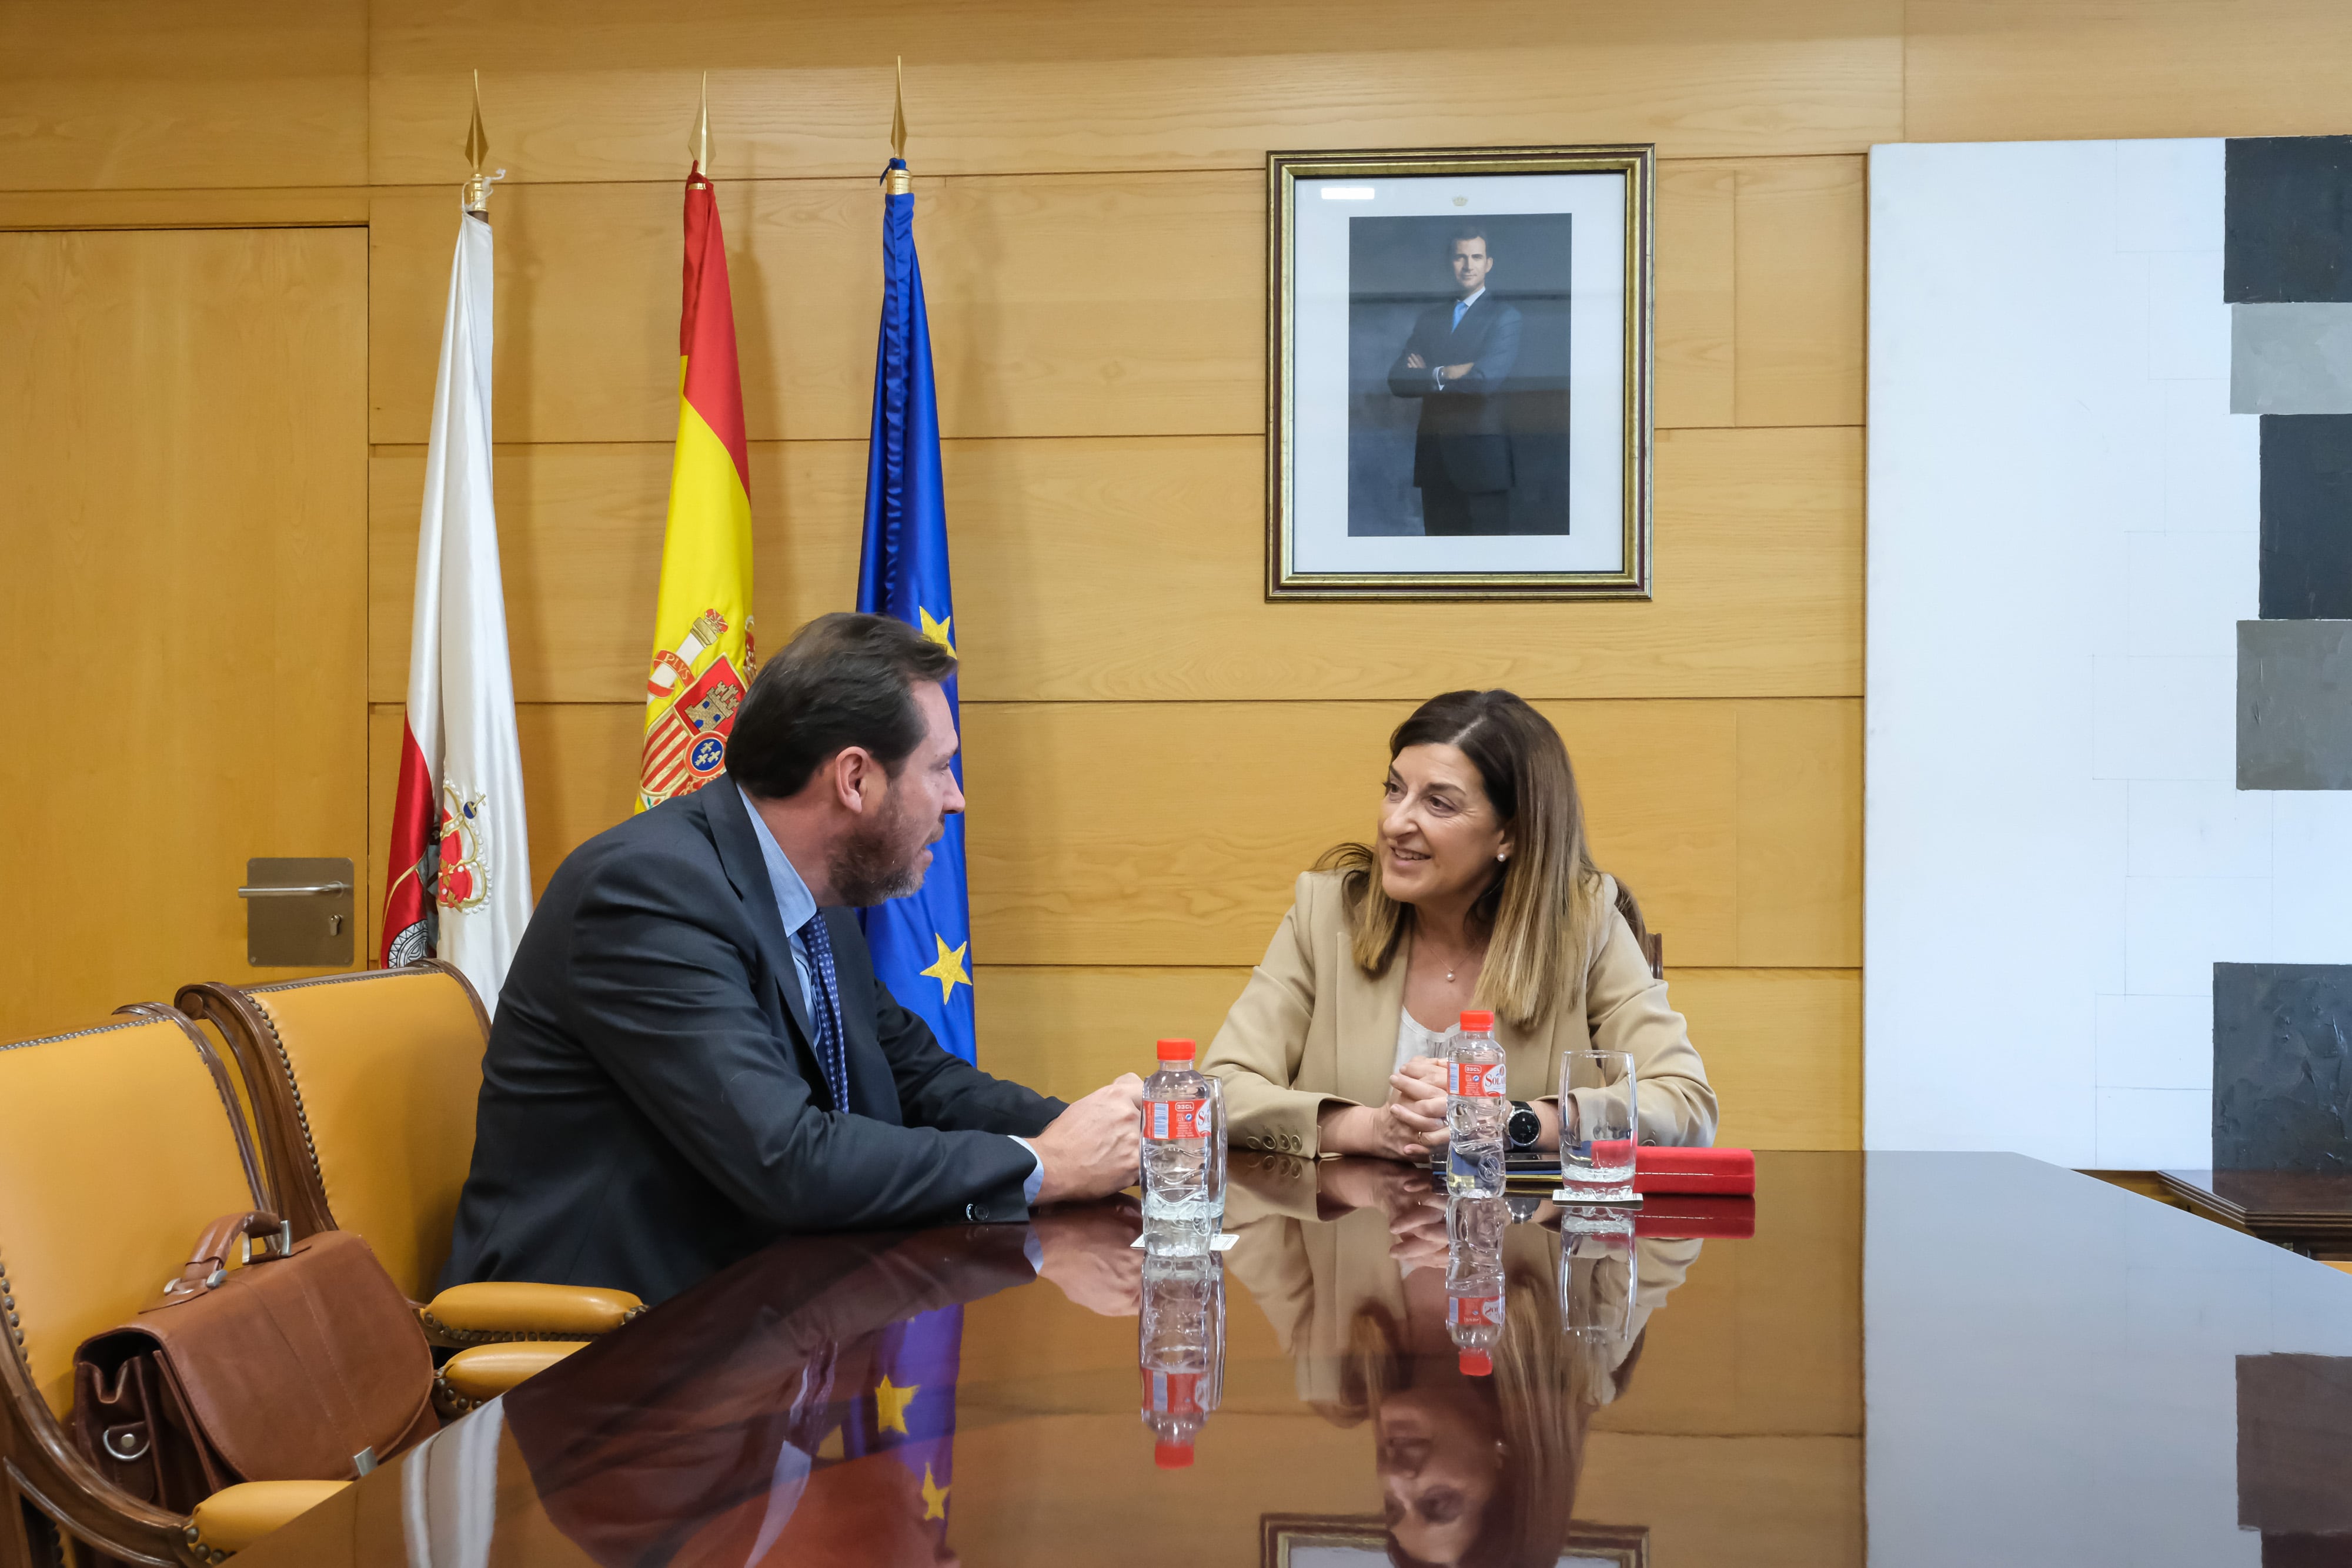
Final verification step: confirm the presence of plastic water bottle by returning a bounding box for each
[1138,1251,1225,1469]
[1142,1037,1225,1253]
[1445,1195,1509,1376]
[1446,1009,1507,1198]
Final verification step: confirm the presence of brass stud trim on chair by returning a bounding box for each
[432,1372,482,1418]
[245,998,326,1191]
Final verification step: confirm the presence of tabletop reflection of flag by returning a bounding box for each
[841,1306,964,1532]
[856,147,975,1066]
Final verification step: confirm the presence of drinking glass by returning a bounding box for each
[1558,1049,1636,1197]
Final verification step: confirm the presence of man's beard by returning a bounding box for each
[828,795,931,907]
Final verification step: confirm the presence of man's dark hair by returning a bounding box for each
[1447,224,1495,260]
[725,612,956,800]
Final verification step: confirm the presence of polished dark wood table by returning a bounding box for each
[2157,1167,2352,1255]
[235,1152,2352,1567]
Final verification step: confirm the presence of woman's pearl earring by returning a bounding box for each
[1497,852,1509,862]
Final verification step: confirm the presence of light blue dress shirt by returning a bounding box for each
[733,785,1043,1205]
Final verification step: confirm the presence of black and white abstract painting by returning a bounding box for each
[1870,135,2352,1172]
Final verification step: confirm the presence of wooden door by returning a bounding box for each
[0,227,368,1039]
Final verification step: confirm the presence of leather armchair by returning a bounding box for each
[0,1007,349,1566]
[174,965,644,1365]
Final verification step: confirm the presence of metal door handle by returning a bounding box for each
[238,882,353,898]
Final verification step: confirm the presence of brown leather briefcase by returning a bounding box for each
[71,1211,436,1515]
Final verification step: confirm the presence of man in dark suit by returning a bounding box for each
[442,613,1144,1303]
[1386,225,1524,536]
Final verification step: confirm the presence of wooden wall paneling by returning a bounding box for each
[467,696,1857,971]
[0,0,368,192]
[369,441,865,705]
[1906,0,2352,145]
[370,167,1843,450]
[1671,968,1861,1149]
[1733,156,1866,428]
[370,425,1861,706]
[971,965,1254,1105]
[0,189,371,231]
[958,697,1743,968]
[1655,161,1738,430]
[369,173,1264,447]
[1734,698,1862,966]
[366,0,1906,184]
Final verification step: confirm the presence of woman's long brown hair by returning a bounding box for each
[1319,689,1625,1030]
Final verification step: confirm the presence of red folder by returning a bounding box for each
[1632,1146,1754,1195]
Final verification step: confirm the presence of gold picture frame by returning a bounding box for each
[1266,145,1655,600]
[1259,1513,1649,1567]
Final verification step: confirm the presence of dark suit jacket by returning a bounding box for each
[1385,292,1524,493]
[440,785,1065,1303]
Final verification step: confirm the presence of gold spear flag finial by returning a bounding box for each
[884,57,911,195]
[689,70,714,177]
[462,70,505,214]
[891,56,907,162]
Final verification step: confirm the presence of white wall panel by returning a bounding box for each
[1867,138,2248,1164]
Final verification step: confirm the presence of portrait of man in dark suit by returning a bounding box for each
[1385,226,1525,535]
[1341,211,1572,540]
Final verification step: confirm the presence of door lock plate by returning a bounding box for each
[240,858,356,968]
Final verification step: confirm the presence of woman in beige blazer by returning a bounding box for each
[1203,689,1716,1159]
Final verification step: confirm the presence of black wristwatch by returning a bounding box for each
[1505,1100,1542,1151]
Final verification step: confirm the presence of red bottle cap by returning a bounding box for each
[1154,1440,1195,1468]
[1458,1009,1495,1032]
[1459,1349,1493,1377]
[1156,1038,1197,1061]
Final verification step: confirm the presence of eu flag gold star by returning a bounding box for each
[918,934,970,1006]
[918,607,957,658]
[875,1374,920,1435]
[920,1463,950,1520]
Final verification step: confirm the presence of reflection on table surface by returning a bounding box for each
[236,1152,2352,1568]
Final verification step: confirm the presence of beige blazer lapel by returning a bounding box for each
[1334,925,1406,1112]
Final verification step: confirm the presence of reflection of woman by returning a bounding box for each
[1203,690,1716,1161]
[1226,1159,1698,1568]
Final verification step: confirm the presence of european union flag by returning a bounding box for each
[858,153,975,1064]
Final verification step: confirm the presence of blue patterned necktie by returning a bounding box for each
[1453,296,1471,330]
[796,911,851,1110]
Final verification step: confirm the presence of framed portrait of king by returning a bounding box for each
[1267,145,1655,600]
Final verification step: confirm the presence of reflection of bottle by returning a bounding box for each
[647,609,728,698]
[1140,1251,1225,1468]
[1445,1196,1509,1376]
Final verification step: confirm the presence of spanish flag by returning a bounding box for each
[637,163,754,812]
